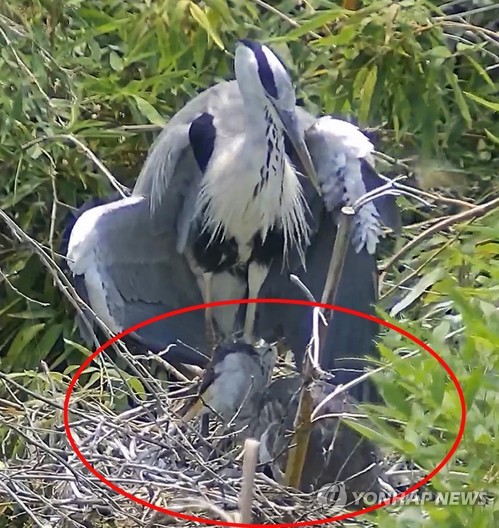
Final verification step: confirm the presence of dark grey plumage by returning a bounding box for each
[256,376,386,501]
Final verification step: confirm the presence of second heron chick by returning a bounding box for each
[181,339,277,429]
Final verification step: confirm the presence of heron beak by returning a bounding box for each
[278,110,321,195]
[181,397,205,422]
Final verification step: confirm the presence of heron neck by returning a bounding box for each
[242,99,286,175]
[243,97,282,133]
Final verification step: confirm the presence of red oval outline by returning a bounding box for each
[64,299,466,527]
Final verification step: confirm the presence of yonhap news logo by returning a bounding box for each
[316,482,348,508]
[317,486,491,508]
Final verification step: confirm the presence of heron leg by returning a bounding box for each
[244,262,269,341]
[203,272,218,352]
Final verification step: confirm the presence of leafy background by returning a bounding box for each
[0,0,498,526]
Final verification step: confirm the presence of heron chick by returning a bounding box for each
[180,339,277,430]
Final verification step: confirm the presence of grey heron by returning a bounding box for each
[133,39,319,346]
[180,339,277,427]
[65,40,399,396]
[175,340,386,501]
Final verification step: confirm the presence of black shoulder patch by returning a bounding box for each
[189,112,216,173]
[239,39,278,99]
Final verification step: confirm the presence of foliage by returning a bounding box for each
[0,0,498,526]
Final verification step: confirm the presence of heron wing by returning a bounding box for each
[257,207,379,402]
[305,117,400,253]
[66,195,209,366]
[132,82,245,248]
[260,377,384,495]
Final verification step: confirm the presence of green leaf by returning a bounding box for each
[8,309,54,319]
[36,324,63,359]
[427,46,452,59]
[484,129,499,146]
[189,3,225,50]
[127,376,146,399]
[5,323,46,365]
[63,338,93,357]
[285,9,344,40]
[357,65,377,125]
[464,56,495,88]
[448,74,472,127]
[390,268,445,317]
[464,92,499,112]
[473,424,491,444]
[380,380,412,417]
[352,66,369,99]
[109,51,123,72]
[131,95,166,125]
[315,24,357,47]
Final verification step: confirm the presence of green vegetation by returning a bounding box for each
[0,1,497,526]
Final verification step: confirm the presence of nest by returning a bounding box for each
[0,350,377,528]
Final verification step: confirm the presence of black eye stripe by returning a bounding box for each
[239,39,281,99]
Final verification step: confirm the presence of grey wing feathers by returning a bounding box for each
[305,117,399,255]
[261,377,384,496]
[132,81,244,244]
[132,122,202,247]
[67,196,209,366]
[256,211,379,402]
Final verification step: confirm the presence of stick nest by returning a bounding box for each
[0,352,361,528]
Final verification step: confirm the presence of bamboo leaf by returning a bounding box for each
[464,92,499,112]
[484,129,499,145]
[5,323,46,365]
[357,65,377,125]
[285,9,344,40]
[131,95,166,126]
[315,24,357,47]
[189,3,225,50]
[448,73,472,127]
[109,51,123,72]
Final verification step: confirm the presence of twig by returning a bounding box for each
[117,124,163,133]
[239,438,260,524]
[285,207,354,488]
[289,274,316,303]
[320,207,355,319]
[284,377,314,489]
[0,267,50,306]
[251,0,321,38]
[49,163,58,258]
[0,25,53,106]
[434,4,499,21]
[21,134,129,197]
[382,195,499,271]
[311,350,420,422]
[0,480,48,528]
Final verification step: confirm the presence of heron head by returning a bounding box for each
[253,338,278,382]
[235,40,320,193]
[236,39,295,110]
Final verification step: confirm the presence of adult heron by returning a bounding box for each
[65,40,399,395]
[133,39,319,346]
